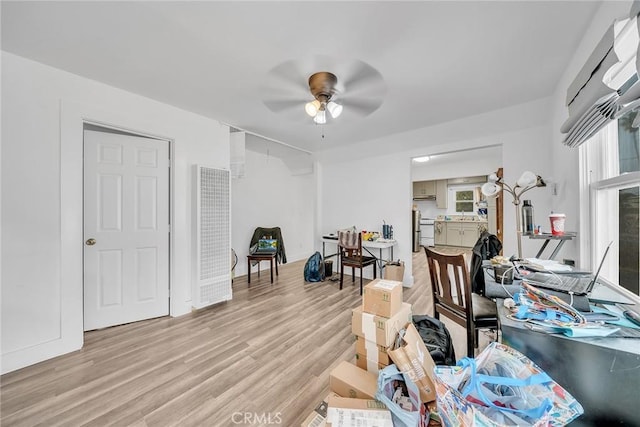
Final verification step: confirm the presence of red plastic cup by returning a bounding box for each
[549,213,566,236]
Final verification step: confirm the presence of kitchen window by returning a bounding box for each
[449,185,477,215]
[582,109,640,297]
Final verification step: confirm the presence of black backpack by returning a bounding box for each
[304,251,325,282]
[412,315,456,366]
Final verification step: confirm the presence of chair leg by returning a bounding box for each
[467,330,475,358]
[269,257,274,284]
[373,262,377,279]
[340,263,344,289]
[351,267,355,283]
[467,321,476,358]
[360,270,363,295]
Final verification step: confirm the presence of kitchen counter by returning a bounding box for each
[435,219,487,223]
[434,218,487,247]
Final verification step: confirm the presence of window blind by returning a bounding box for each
[562,3,640,147]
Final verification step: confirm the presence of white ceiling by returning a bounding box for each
[1,1,600,154]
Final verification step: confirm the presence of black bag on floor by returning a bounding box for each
[304,251,325,282]
[412,315,456,366]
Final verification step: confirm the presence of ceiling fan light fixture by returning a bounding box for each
[326,101,343,118]
[306,71,343,124]
[313,109,326,124]
[305,100,320,117]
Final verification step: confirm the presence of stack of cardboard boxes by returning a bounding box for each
[302,279,440,426]
[353,279,411,374]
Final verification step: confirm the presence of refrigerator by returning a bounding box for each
[412,209,421,252]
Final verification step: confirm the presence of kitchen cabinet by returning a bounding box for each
[444,222,485,247]
[460,222,481,247]
[435,179,448,209]
[413,180,436,199]
[434,221,447,245]
[446,175,487,185]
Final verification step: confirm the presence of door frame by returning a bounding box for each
[61,100,175,351]
[82,124,172,329]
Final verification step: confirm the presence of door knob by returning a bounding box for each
[85,238,96,246]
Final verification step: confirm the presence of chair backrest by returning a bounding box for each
[424,247,473,329]
[338,229,363,259]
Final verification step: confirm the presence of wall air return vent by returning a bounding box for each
[192,165,231,308]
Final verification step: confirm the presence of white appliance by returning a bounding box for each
[420,218,435,247]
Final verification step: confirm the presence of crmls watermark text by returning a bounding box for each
[231,412,282,425]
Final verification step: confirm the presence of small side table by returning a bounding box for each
[526,232,576,260]
[247,253,278,285]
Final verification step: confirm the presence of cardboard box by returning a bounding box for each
[352,302,412,348]
[388,322,437,402]
[329,361,378,400]
[363,279,403,317]
[326,395,392,427]
[354,335,391,366]
[383,261,405,282]
[300,393,339,427]
[355,353,387,374]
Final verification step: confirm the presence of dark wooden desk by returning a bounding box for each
[247,253,278,284]
[497,300,640,426]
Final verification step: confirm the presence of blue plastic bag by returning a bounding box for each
[433,342,584,426]
[376,364,425,427]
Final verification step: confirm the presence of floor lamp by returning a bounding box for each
[481,171,546,258]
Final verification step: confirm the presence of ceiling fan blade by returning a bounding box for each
[338,60,386,96]
[263,98,304,113]
[341,97,384,116]
[263,59,309,95]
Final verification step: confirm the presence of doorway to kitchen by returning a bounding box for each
[411,146,503,251]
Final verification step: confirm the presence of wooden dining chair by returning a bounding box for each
[338,229,377,295]
[424,247,498,357]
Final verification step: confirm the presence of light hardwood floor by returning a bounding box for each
[2,252,439,427]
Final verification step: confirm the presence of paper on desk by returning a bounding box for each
[523,258,573,272]
[527,320,619,337]
[596,305,640,329]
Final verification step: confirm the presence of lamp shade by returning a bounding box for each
[481,182,501,198]
[517,171,538,188]
[305,100,320,117]
[313,109,326,124]
[326,101,343,118]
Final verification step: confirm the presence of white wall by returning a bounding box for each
[1,52,229,373]
[548,0,633,267]
[411,146,502,181]
[231,148,316,277]
[319,153,413,284]
[317,98,557,284]
[500,125,555,259]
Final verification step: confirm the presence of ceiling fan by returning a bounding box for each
[262,57,386,123]
[304,71,343,124]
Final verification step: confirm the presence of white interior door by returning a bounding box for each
[83,128,169,331]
